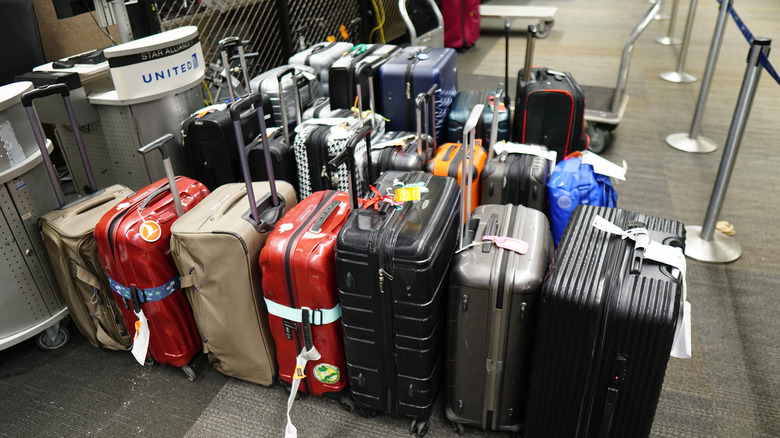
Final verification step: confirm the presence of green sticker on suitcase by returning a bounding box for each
[313,363,340,384]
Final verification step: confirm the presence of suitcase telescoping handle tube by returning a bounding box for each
[487,83,505,160]
[354,62,377,131]
[230,91,286,232]
[327,125,372,211]
[137,133,184,217]
[218,36,253,102]
[523,25,538,84]
[276,67,303,147]
[459,105,485,250]
[21,83,98,205]
[426,84,438,155]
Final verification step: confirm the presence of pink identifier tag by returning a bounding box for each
[482,235,530,254]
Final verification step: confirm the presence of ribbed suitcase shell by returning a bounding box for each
[288,42,354,97]
[170,181,296,385]
[445,204,551,433]
[259,190,350,396]
[480,151,549,214]
[446,90,510,145]
[95,177,209,368]
[427,142,487,216]
[335,170,460,421]
[525,205,685,438]
[329,44,400,110]
[251,65,321,130]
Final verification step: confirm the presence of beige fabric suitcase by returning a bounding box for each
[170,93,297,385]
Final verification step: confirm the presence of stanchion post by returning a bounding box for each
[657,0,682,45]
[660,0,699,82]
[666,0,733,153]
[685,37,770,263]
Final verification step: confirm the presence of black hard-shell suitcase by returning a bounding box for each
[525,204,687,438]
[446,90,510,145]
[328,44,400,110]
[512,27,587,160]
[332,127,461,436]
[444,106,551,435]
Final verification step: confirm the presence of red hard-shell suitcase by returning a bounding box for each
[259,190,351,400]
[94,136,210,379]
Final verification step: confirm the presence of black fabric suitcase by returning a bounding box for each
[512,27,587,160]
[445,203,551,435]
[332,127,461,435]
[446,90,510,145]
[525,204,687,438]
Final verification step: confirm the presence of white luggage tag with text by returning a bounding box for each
[580,151,628,181]
[492,141,558,163]
[592,216,691,359]
[131,309,151,365]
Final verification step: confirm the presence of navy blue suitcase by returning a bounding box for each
[378,46,457,143]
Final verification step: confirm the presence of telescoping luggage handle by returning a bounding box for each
[523,25,538,84]
[354,62,377,131]
[276,67,304,147]
[487,83,505,160]
[421,83,438,160]
[230,91,286,232]
[459,104,485,250]
[21,83,98,206]
[218,36,253,102]
[138,134,185,218]
[327,125,373,211]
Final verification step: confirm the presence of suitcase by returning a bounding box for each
[288,41,353,97]
[446,90,510,145]
[525,205,689,438]
[512,26,587,160]
[94,135,210,380]
[445,203,551,435]
[427,105,487,217]
[333,125,461,435]
[328,44,400,111]
[246,68,301,196]
[442,0,480,50]
[23,84,132,351]
[181,37,269,191]
[250,64,321,130]
[480,84,553,213]
[378,46,457,143]
[171,93,297,385]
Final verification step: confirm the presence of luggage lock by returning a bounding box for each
[300,307,314,350]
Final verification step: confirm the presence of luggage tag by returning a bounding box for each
[373,134,416,150]
[285,346,321,438]
[131,309,151,365]
[492,142,558,163]
[592,216,691,359]
[359,185,403,210]
[456,235,530,254]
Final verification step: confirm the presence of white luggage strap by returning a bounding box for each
[263,300,342,325]
[592,216,692,359]
[284,345,321,438]
[492,141,558,163]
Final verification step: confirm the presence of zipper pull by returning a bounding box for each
[378,268,394,294]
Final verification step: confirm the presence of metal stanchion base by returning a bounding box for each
[666,132,718,153]
[660,71,697,83]
[656,36,682,45]
[685,225,742,263]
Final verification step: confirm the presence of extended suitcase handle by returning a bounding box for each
[523,25,538,84]
[276,67,304,147]
[230,92,286,232]
[459,105,485,249]
[487,83,505,160]
[354,62,376,131]
[327,125,372,211]
[138,133,184,217]
[218,36,252,102]
[22,83,98,205]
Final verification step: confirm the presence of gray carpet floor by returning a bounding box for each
[2,0,779,436]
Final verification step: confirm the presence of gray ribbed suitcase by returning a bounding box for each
[445,203,551,435]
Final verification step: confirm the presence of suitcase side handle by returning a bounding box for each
[218,36,253,102]
[21,83,98,205]
[276,67,303,147]
[459,105,485,250]
[230,92,286,232]
[328,125,372,211]
[138,133,184,217]
[487,83,505,160]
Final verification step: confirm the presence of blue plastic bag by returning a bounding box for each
[548,157,618,246]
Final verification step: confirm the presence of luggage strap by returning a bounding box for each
[263,299,342,325]
[592,216,691,359]
[108,275,180,303]
[492,141,557,163]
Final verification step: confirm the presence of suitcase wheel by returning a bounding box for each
[339,395,355,412]
[449,421,465,435]
[358,406,376,418]
[410,419,430,437]
[181,365,196,382]
[35,325,70,350]
[586,123,613,154]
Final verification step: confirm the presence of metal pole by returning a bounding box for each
[666,0,732,153]
[657,0,682,45]
[660,0,698,82]
[685,37,770,263]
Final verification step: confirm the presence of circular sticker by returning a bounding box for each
[139,220,162,243]
[313,363,341,384]
[557,195,573,210]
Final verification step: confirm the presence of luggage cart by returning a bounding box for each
[581,0,663,152]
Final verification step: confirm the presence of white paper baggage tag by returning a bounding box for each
[284,346,321,438]
[492,141,558,163]
[580,151,628,181]
[592,216,692,359]
[131,310,151,365]
[373,133,416,150]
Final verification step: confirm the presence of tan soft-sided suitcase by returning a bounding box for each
[23,84,133,351]
[171,93,297,385]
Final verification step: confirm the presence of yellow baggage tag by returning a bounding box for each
[394,186,421,203]
[294,365,306,379]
